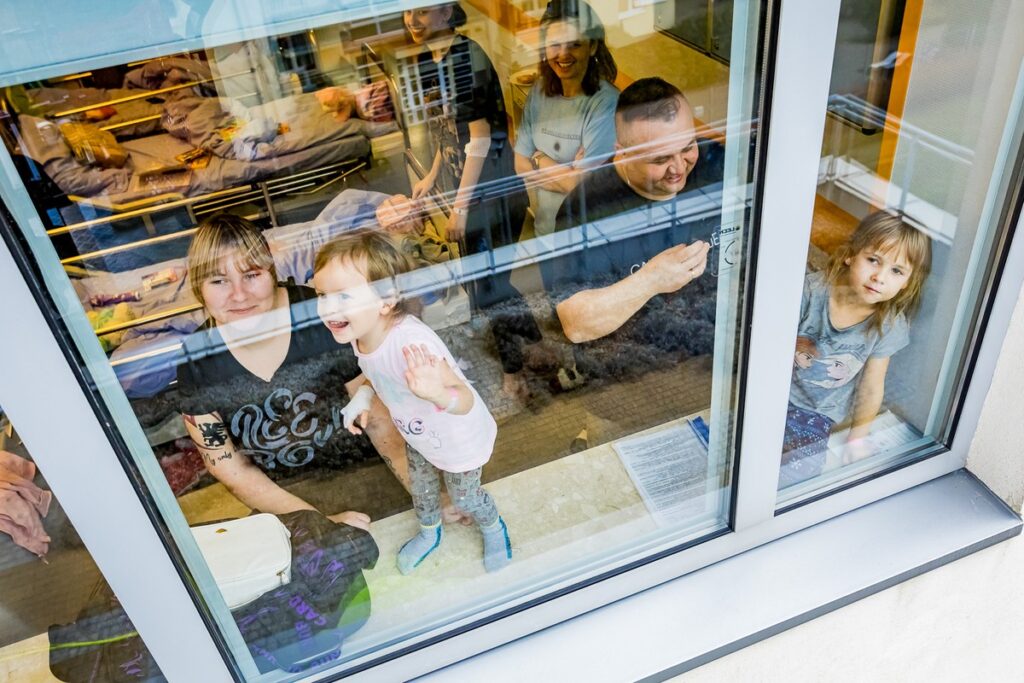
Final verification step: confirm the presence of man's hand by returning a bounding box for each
[638,241,710,296]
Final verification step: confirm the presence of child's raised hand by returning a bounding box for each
[403,344,449,404]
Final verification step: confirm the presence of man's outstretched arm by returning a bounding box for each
[556,240,710,343]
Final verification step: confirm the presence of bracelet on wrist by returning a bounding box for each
[434,386,460,413]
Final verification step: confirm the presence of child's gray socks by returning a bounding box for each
[396,518,512,574]
[480,517,512,573]
[397,523,442,575]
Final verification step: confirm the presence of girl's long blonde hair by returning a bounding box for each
[826,210,932,331]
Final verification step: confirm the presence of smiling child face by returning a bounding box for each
[313,256,391,349]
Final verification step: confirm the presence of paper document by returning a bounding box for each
[614,420,709,527]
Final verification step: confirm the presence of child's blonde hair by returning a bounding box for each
[826,210,932,330]
[187,214,278,306]
[312,230,419,316]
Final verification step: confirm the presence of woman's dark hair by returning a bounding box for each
[539,0,617,97]
[445,2,468,28]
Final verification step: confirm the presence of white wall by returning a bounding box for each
[677,531,1024,682]
[967,285,1024,510]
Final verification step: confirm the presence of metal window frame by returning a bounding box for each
[0,0,1022,681]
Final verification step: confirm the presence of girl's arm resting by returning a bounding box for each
[848,356,889,441]
[516,149,589,194]
[514,152,534,178]
[534,149,589,194]
[181,412,317,514]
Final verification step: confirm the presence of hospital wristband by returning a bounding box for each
[434,386,460,413]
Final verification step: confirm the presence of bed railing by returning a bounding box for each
[49,69,253,118]
[78,156,370,371]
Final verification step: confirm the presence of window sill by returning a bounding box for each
[412,469,1021,681]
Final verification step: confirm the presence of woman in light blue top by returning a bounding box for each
[514,0,619,237]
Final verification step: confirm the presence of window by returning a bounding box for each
[0,1,765,678]
[776,0,1024,507]
[0,0,1020,680]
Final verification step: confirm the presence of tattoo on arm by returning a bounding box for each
[198,422,228,448]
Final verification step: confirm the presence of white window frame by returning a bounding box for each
[0,0,1022,680]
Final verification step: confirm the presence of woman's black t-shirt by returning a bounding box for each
[176,284,373,479]
[412,34,528,249]
[413,34,516,197]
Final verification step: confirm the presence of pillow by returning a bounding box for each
[266,189,389,284]
[59,122,128,168]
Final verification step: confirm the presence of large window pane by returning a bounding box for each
[0,0,765,678]
[777,0,1024,505]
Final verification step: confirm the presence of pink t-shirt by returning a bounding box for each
[353,316,496,472]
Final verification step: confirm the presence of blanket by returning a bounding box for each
[162,93,367,162]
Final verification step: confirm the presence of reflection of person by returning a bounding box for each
[404,3,542,403]
[541,78,722,446]
[176,215,410,528]
[312,232,512,574]
[780,212,932,489]
[547,78,719,362]
[513,0,619,237]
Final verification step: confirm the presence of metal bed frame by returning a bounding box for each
[61,44,419,377]
[78,156,370,341]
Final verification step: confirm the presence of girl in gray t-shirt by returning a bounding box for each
[781,212,932,489]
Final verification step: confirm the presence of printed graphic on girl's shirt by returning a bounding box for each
[794,336,863,390]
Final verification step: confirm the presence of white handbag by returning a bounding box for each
[191,513,293,609]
